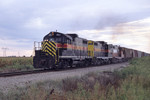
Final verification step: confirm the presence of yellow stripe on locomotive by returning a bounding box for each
[88,41,94,57]
[42,41,56,57]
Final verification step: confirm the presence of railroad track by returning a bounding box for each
[0,62,128,77]
[0,66,100,77]
[0,67,79,77]
[0,67,82,77]
[0,69,52,77]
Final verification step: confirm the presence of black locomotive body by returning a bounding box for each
[33,31,149,69]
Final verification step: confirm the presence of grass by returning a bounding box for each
[0,57,34,72]
[0,57,150,100]
[0,80,66,100]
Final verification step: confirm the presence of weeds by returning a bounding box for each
[1,57,150,100]
[0,57,34,72]
[64,57,150,100]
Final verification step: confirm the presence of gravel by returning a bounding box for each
[0,62,129,93]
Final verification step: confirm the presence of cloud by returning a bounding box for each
[24,17,48,29]
[0,0,150,56]
[0,0,17,7]
[71,17,150,53]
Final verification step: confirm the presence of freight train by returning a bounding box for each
[33,31,149,69]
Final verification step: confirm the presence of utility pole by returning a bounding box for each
[2,48,9,57]
[18,51,20,57]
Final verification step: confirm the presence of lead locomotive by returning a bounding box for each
[33,31,149,69]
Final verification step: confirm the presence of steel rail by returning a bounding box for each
[0,62,128,77]
[0,69,51,77]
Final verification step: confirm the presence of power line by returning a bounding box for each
[1,48,9,57]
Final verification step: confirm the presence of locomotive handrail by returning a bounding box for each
[34,41,42,50]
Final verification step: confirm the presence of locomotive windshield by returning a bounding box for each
[49,37,54,41]
[48,36,62,43]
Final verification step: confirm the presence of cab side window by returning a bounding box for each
[62,37,67,43]
[56,37,61,43]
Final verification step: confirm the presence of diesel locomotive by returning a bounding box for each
[33,31,149,69]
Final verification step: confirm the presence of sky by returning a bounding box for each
[0,0,150,56]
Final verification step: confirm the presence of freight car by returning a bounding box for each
[33,31,149,69]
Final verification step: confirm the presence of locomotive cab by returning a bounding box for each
[44,32,62,43]
[44,32,72,43]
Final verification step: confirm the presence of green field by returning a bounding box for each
[0,57,34,72]
[0,57,150,100]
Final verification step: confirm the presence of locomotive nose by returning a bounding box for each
[42,41,56,56]
[42,41,56,68]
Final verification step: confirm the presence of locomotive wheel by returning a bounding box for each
[95,59,99,66]
[62,61,69,69]
[84,60,89,67]
[57,62,63,69]
[108,60,111,64]
[97,60,101,65]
